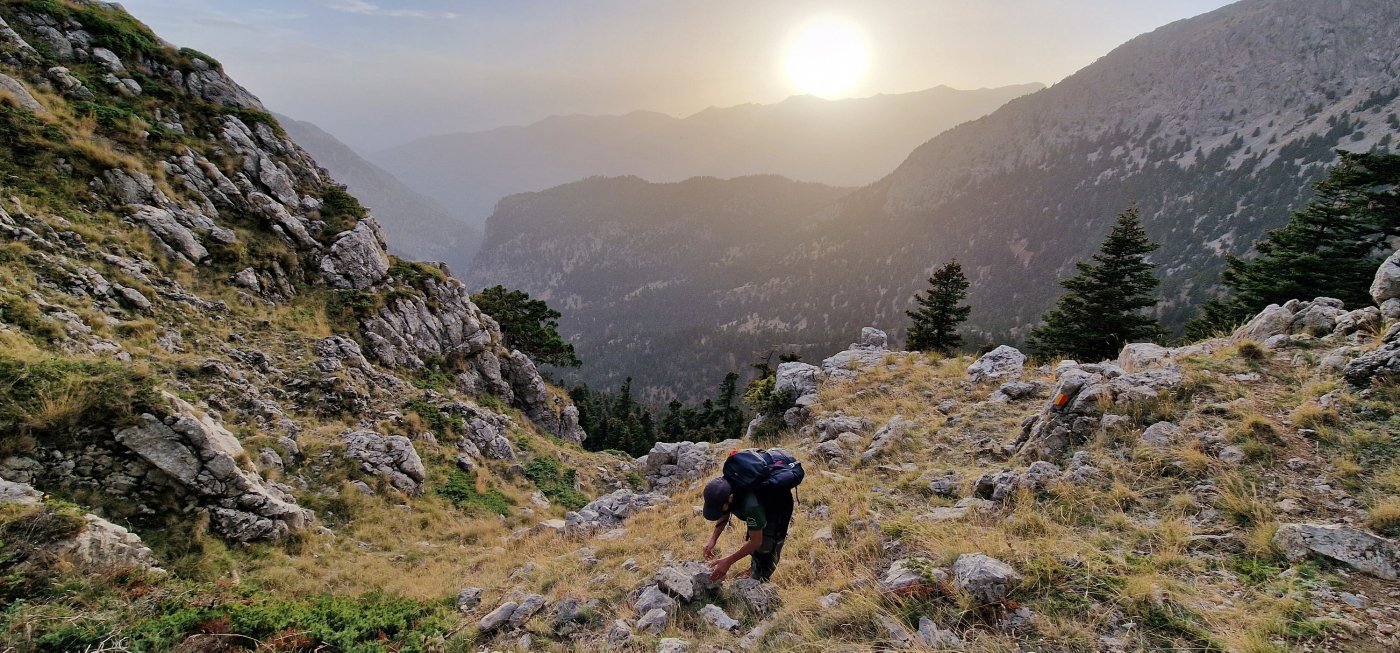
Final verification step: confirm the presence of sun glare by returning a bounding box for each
[784,17,869,98]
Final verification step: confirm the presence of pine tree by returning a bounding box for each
[905,260,971,355]
[470,285,581,367]
[1185,151,1400,336]
[1027,206,1163,361]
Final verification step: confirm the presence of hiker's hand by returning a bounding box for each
[702,542,716,560]
[708,558,732,582]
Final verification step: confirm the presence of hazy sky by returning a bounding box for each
[119,0,1235,151]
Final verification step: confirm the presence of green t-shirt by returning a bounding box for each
[732,493,766,532]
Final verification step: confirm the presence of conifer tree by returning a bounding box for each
[470,285,581,367]
[905,260,971,355]
[1027,206,1163,361]
[1185,151,1400,338]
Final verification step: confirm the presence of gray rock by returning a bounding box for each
[0,72,45,113]
[1116,343,1172,370]
[341,431,427,495]
[967,345,1026,383]
[822,327,893,380]
[916,616,962,648]
[877,615,916,649]
[1372,250,1400,308]
[508,594,546,628]
[953,553,1022,604]
[992,380,1043,402]
[1141,421,1182,448]
[928,472,962,497]
[90,47,125,73]
[1343,323,1400,388]
[567,489,670,533]
[46,66,92,100]
[818,592,842,608]
[637,607,670,635]
[1291,299,1347,336]
[881,557,945,594]
[699,603,740,632]
[657,638,691,653]
[860,416,912,463]
[114,393,310,542]
[56,513,164,574]
[740,620,773,650]
[814,413,870,442]
[774,361,822,403]
[479,601,518,632]
[605,619,633,650]
[1274,523,1400,579]
[1218,445,1246,464]
[731,578,779,615]
[635,585,678,614]
[655,562,719,603]
[320,218,391,289]
[232,267,260,291]
[0,477,43,505]
[457,587,483,613]
[1234,304,1295,342]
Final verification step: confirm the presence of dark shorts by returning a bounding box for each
[747,489,794,581]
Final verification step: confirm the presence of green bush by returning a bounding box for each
[523,456,588,510]
[436,472,512,516]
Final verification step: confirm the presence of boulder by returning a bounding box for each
[967,346,1026,383]
[0,478,42,505]
[927,473,962,497]
[644,440,733,488]
[1343,324,1400,388]
[320,218,391,289]
[340,431,427,495]
[1234,304,1295,342]
[0,72,45,113]
[1372,250,1400,308]
[1116,343,1172,370]
[655,562,719,603]
[1290,298,1347,336]
[1273,523,1400,579]
[699,604,740,632]
[822,327,893,380]
[814,413,870,442]
[953,554,1022,604]
[507,594,547,628]
[774,362,822,403]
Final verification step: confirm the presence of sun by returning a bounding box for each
[784,17,870,98]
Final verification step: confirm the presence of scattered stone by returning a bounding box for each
[860,416,912,463]
[479,601,518,632]
[881,557,945,596]
[605,619,633,650]
[1141,421,1182,448]
[1274,523,1400,579]
[953,553,1022,604]
[928,472,962,497]
[877,614,916,649]
[657,637,691,653]
[916,616,963,648]
[457,587,483,613]
[740,620,773,650]
[731,578,779,615]
[699,603,740,632]
[1218,446,1246,464]
[635,585,679,614]
[566,489,670,533]
[341,431,426,496]
[508,594,546,628]
[637,607,670,635]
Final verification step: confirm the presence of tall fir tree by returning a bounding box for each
[1027,206,1163,361]
[1185,151,1400,338]
[905,260,971,354]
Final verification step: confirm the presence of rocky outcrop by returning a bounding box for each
[860,416,912,463]
[1344,323,1400,388]
[340,431,427,496]
[0,478,162,574]
[564,489,670,533]
[1373,249,1400,319]
[775,361,822,404]
[1012,355,1183,461]
[643,440,736,489]
[822,327,896,381]
[114,394,311,542]
[0,71,44,112]
[320,218,391,289]
[1274,523,1400,580]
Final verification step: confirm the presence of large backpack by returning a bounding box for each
[722,447,805,494]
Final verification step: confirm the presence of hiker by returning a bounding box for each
[701,448,803,582]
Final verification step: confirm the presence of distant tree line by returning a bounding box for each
[903,150,1399,361]
[570,373,747,456]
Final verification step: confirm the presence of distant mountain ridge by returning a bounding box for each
[372,84,1043,228]
[470,0,1400,399]
[276,115,482,273]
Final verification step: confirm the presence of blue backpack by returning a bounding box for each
[723,447,805,493]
